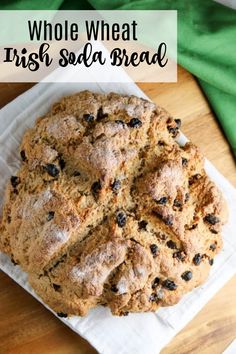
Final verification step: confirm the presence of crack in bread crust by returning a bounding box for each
[0,90,227,316]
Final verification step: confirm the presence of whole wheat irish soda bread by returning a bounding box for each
[0,91,228,316]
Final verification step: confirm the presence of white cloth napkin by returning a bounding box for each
[0,62,236,354]
[223,339,236,354]
[214,0,236,9]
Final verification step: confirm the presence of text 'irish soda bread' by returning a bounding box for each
[0,91,228,316]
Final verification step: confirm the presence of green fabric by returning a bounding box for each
[0,0,92,10]
[200,79,236,153]
[60,0,93,10]
[0,0,236,156]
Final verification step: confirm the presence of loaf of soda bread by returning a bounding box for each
[0,91,228,317]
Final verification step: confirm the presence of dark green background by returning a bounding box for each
[1,0,236,156]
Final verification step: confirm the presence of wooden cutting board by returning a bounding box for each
[0,66,235,354]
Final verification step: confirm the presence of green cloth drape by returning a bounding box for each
[1,0,236,156]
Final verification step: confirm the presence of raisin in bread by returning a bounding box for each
[0,91,228,316]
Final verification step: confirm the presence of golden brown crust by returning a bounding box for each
[0,90,227,317]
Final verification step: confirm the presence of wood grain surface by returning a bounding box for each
[0,66,235,354]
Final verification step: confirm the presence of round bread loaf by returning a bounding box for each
[0,91,228,316]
